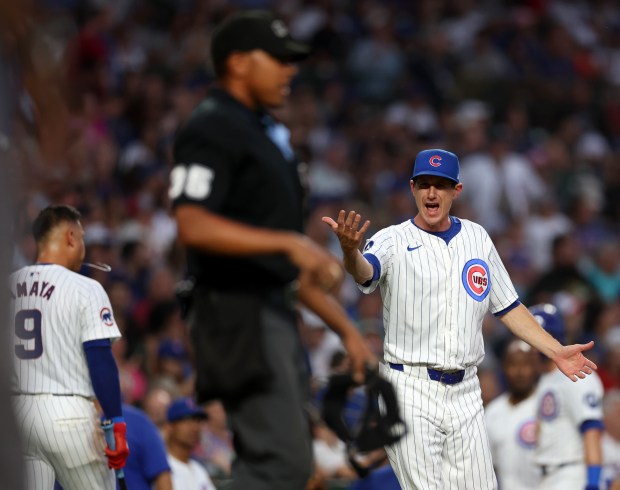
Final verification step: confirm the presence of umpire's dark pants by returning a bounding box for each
[222,303,312,490]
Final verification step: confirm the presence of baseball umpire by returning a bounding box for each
[324,148,598,489]
[170,10,374,490]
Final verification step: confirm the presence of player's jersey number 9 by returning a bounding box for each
[14,309,43,360]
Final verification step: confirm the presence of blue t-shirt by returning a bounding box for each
[119,404,170,490]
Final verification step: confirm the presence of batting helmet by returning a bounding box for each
[529,303,566,345]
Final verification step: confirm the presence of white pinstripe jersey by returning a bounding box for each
[486,391,541,490]
[535,369,604,466]
[359,217,518,370]
[10,264,121,397]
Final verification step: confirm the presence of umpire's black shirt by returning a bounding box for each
[171,87,305,292]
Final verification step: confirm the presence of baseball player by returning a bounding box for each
[485,339,541,489]
[10,205,129,489]
[324,148,597,489]
[532,303,604,490]
[602,390,620,490]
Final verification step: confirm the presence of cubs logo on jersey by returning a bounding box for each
[539,391,558,421]
[517,419,537,449]
[100,307,114,327]
[462,259,491,301]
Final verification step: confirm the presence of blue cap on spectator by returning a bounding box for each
[167,397,208,422]
[411,149,460,184]
[157,340,188,361]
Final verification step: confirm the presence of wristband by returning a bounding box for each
[587,465,601,487]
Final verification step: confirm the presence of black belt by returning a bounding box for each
[388,363,466,385]
[263,281,298,310]
[198,282,298,311]
[540,461,580,476]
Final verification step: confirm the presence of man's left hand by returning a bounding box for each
[551,341,597,382]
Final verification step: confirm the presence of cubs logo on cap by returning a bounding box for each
[429,155,442,167]
[412,149,460,183]
[461,259,490,301]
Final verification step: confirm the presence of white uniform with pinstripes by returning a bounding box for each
[10,264,121,490]
[360,217,518,489]
[535,369,604,489]
[485,391,541,490]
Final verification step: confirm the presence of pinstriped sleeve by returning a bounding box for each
[487,239,519,314]
[80,280,122,343]
[357,227,395,294]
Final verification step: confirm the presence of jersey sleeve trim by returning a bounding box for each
[83,339,112,349]
[361,253,381,287]
[580,419,604,433]
[493,300,521,317]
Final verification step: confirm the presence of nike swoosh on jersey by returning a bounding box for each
[407,245,422,251]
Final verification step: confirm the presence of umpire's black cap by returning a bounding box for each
[211,10,311,68]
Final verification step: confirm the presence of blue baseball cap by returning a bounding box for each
[157,340,189,361]
[411,149,460,184]
[167,397,208,423]
[529,303,566,345]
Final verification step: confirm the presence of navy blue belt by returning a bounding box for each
[388,363,466,385]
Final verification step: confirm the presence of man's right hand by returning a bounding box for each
[321,210,374,285]
[102,419,130,469]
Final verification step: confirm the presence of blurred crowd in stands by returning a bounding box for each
[4,0,620,487]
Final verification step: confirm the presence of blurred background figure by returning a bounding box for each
[143,381,178,434]
[532,304,604,490]
[165,397,215,490]
[602,390,620,490]
[485,339,541,490]
[195,401,234,480]
[599,327,620,392]
[311,416,358,482]
[119,403,172,490]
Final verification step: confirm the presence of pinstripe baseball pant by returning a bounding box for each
[382,363,497,489]
[13,394,115,490]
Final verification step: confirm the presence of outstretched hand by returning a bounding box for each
[551,341,597,382]
[322,210,371,256]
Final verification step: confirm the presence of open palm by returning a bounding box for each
[551,341,597,382]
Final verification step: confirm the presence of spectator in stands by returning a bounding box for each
[165,397,216,490]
